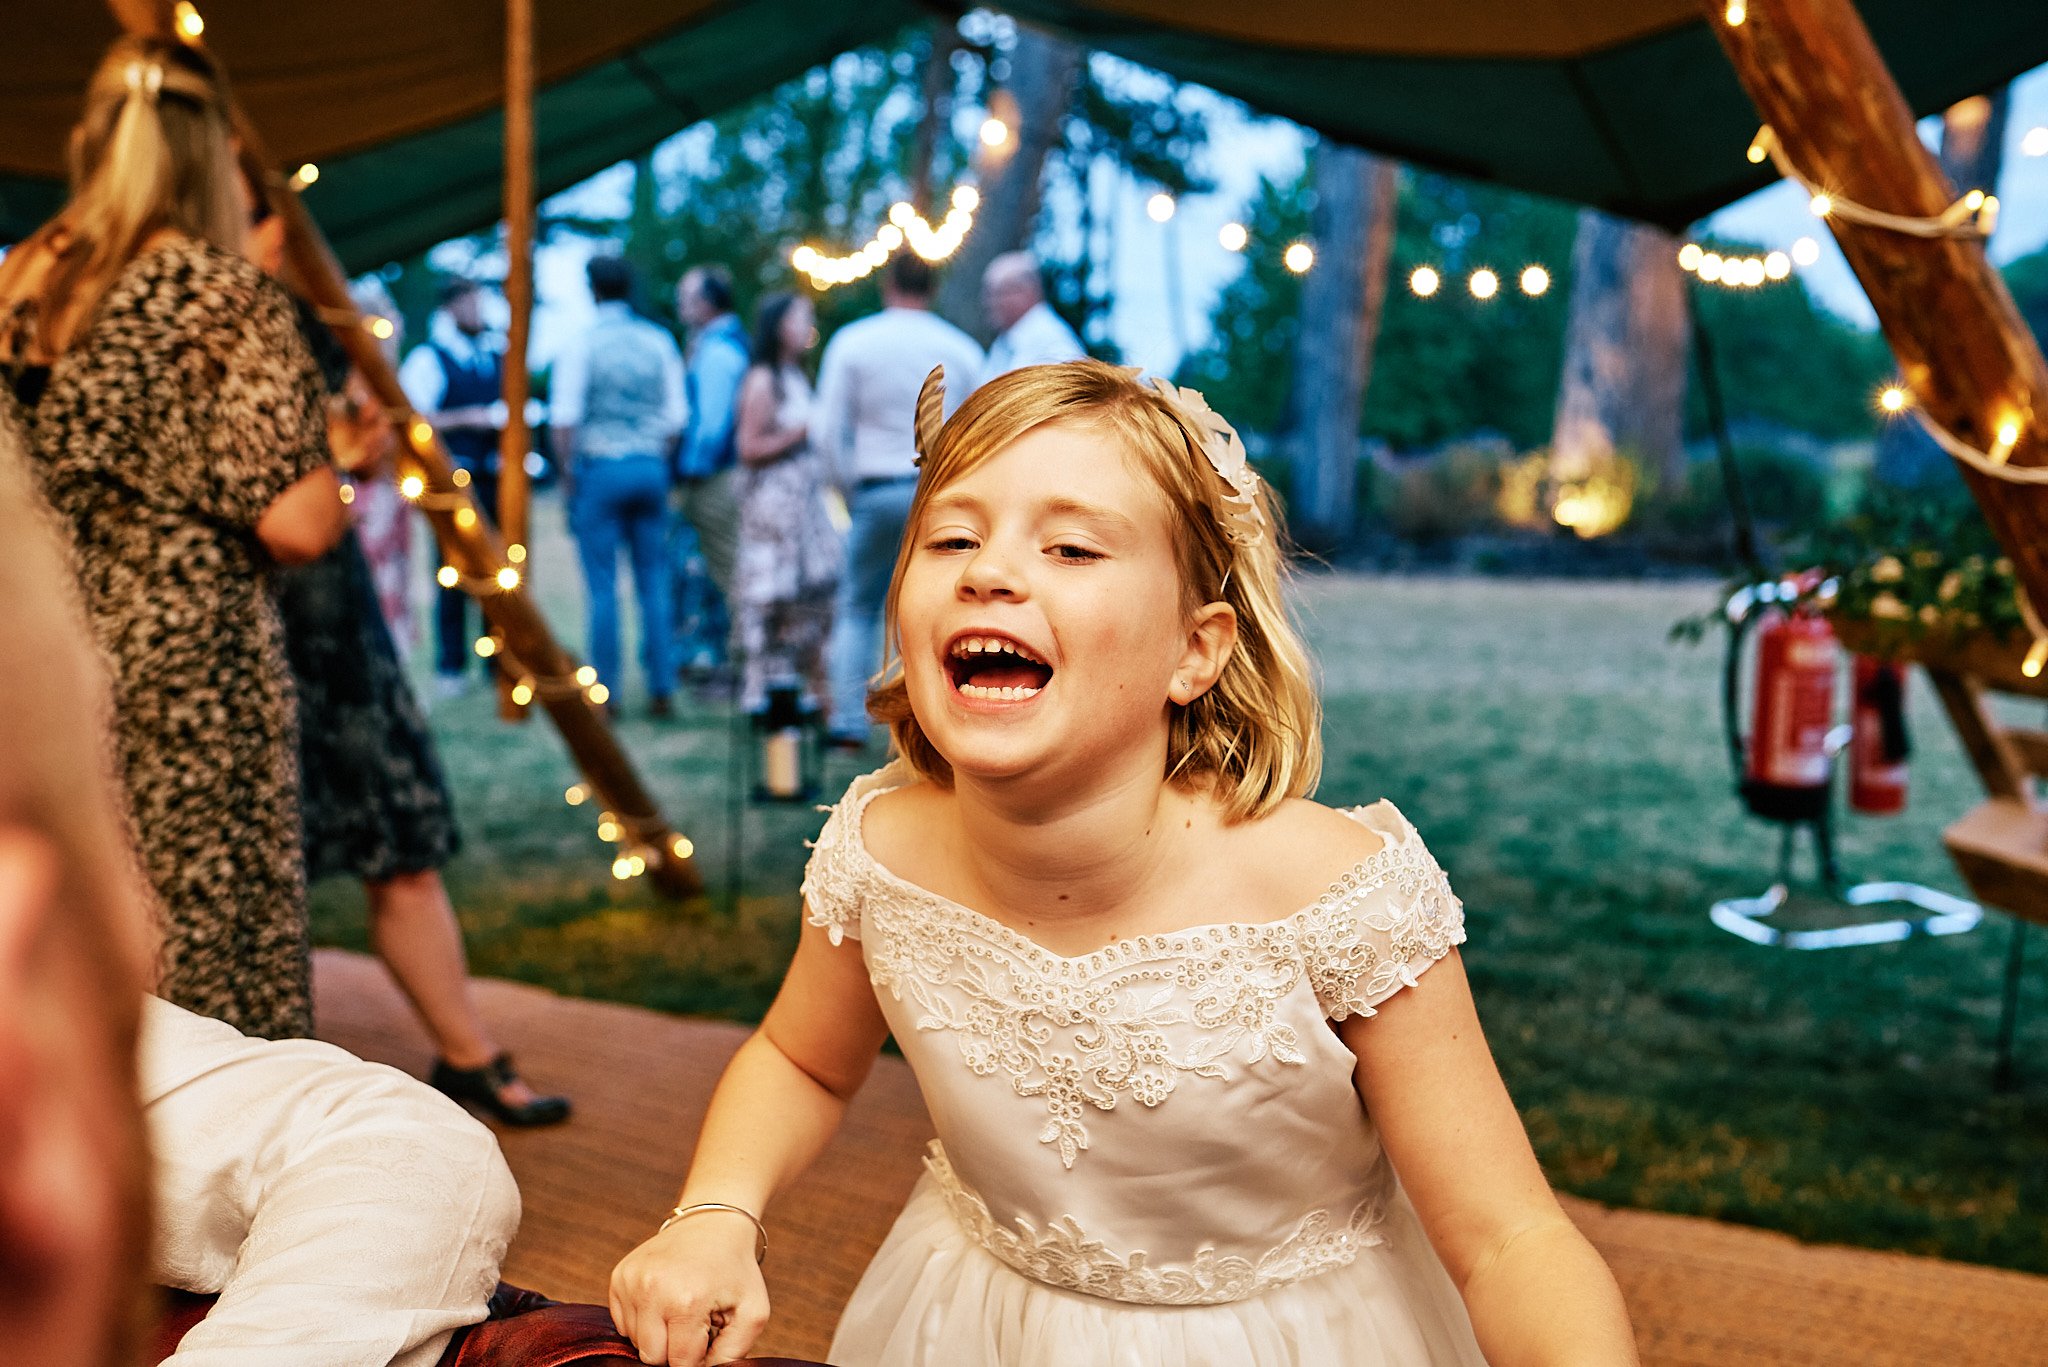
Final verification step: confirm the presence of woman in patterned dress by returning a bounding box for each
[0,36,348,1038]
[731,291,842,717]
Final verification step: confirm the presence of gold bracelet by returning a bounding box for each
[658,1201,768,1264]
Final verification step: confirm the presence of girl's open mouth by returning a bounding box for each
[945,634,1054,702]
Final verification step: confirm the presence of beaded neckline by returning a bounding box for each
[846,774,1413,969]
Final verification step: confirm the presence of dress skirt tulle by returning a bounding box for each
[827,1174,1489,1367]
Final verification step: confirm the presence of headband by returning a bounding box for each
[909,364,1266,549]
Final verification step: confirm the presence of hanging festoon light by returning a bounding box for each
[1791,235,1821,266]
[1218,222,1248,252]
[1409,265,1441,297]
[1677,243,1704,271]
[2025,127,2048,158]
[794,183,981,291]
[1283,241,1315,274]
[1519,265,1550,297]
[1147,192,1176,223]
[1468,268,1499,300]
[980,116,1011,149]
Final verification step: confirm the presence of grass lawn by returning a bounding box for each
[313,496,2047,1274]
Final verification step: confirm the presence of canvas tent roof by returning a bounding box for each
[4,0,2046,271]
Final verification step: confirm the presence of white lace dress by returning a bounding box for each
[802,765,1488,1366]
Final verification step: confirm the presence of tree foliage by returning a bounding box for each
[1181,161,1900,454]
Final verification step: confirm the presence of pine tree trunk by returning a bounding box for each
[934,27,1082,338]
[1284,144,1397,551]
[1875,86,2011,492]
[1551,211,1689,494]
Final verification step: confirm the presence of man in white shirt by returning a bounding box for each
[981,251,1086,377]
[550,255,690,715]
[811,253,984,746]
[144,998,521,1367]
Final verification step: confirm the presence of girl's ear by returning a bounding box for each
[1170,601,1238,704]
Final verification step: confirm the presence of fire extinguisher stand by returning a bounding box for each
[1708,582,1981,950]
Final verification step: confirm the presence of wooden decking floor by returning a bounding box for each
[313,949,2048,1365]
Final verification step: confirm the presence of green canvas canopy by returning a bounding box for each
[3,0,2045,271]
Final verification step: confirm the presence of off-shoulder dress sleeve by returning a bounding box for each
[800,763,910,945]
[1300,800,1468,1021]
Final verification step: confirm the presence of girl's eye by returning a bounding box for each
[924,535,978,552]
[1050,544,1103,562]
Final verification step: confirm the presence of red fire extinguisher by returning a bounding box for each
[1849,656,1910,814]
[1746,607,1839,794]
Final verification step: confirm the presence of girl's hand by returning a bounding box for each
[609,1216,770,1367]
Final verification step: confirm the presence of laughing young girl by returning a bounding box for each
[611,360,1636,1366]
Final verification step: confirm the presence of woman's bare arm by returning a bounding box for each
[255,466,347,565]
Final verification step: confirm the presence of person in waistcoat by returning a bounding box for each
[398,277,506,699]
[550,255,689,715]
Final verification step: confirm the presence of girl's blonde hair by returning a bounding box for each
[0,35,243,366]
[869,359,1322,822]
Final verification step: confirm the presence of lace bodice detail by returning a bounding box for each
[802,764,1465,1304]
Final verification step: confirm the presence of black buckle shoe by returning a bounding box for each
[430,1052,572,1127]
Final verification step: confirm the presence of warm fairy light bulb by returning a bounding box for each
[337,483,355,506]
[611,855,633,880]
[2025,127,2048,158]
[1218,222,1248,252]
[511,680,535,706]
[1519,265,1550,296]
[367,316,395,340]
[1745,137,1767,165]
[1993,418,2023,462]
[409,419,434,448]
[790,246,818,271]
[951,185,979,213]
[1147,193,1176,223]
[290,163,320,189]
[1809,193,1833,218]
[436,565,460,588]
[400,473,425,500]
[1791,236,1820,266]
[474,636,498,658]
[454,507,477,530]
[587,683,611,706]
[628,854,646,877]
[2026,639,2048,679]
[1469,269,1499,300]
[565,784,589,806]
[495,566,521,591]
[574,665,598,687]
[451,466,471,488]
[875,224,904,251]
[1410,266,1440,297]
[1698,253,1725,283]
[1764,251,1791,280]
[979,117,1010,148]
[507,543,527,564]
[1283,242,1314,274]
[1678,243,1704,271]
[1878,385,1909,414]
[671,836,694,859]
[174,2,205,39]
[597,818,622,842]
[1724,1,1746,26]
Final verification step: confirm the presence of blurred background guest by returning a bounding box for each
[981,251,1085,377]
[0,34,346,1039]
[673,262,748,686]
[399,275,505,700]
[732,291,840,720]
[552,254,688,716]
[345,276,423,662]
[810,253,982,749]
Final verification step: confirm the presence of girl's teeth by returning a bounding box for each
[959,683,1041,701]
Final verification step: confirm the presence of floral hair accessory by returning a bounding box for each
[1140,373,1266,548]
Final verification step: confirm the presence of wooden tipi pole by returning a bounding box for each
[112,0,700,897]
[499,0,535,556]
[1702,0,2048,614]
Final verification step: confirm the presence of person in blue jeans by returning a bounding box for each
[550,256,688,715]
